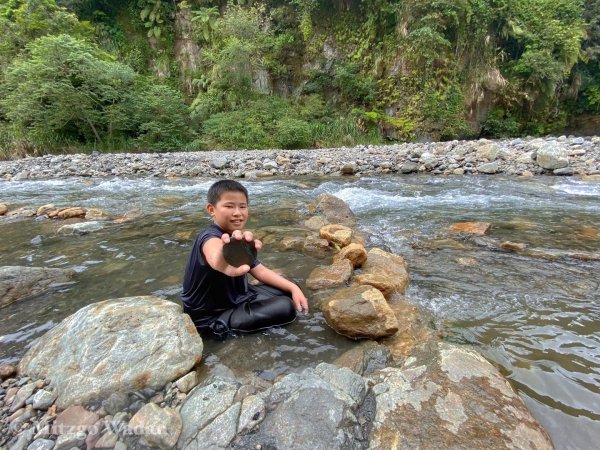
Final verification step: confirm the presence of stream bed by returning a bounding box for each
[1,174,599,449]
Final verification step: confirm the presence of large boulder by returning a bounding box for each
[0,266,75,309]
[532,141,569,170]
[308,194,356,227]
[323,285,399,339]
[367,341,553,450]
[306,259,353,290]
[351,248,409,297]
[18,296,203,408]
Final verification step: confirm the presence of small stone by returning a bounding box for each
[36,204,56,216]
[128,404,182,450]
[30,234,44,245]
[9,382,36,413]
[572,137,585,145]
[477,161,499,174]
[448,222,491,236]
[500,241,527,252]
[32,390,57,410]
[54,432,86,450]
[101,392,128,416]
[211,158,228,169]
[553,167,574,176]
[174,372,198,394]
[319,224,353,247]
[340,163,356,175]
[306,259,353,290]
[0,364,17,380]
[0,203,8,215]
[93,429,118,449]
[453,168,465,175]
[52,405,99,435]
[27,438,55,450]
[400,162,418,173]
[114,441,127,450]
[10,427,36,450]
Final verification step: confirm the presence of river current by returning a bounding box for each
[1,175,599,449]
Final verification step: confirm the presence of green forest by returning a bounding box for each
[0,0,599,157]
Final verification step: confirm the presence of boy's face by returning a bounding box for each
[207,191,249,233]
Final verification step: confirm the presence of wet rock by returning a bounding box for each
[0,203,7,215]
[0,266,75,309]
[333,341,392,376]
[0,363,17,380]
[367,341,553,450]
[101,392,128,416]
[534,141,569,169]
[448,222,491,235]
[52,405,99,435]
[319,224,353,247]
[279,236,305,251]
[302,235,331,255]
[129,403,182,450]
[334,243,368,268]
[303,215,329,231]
[18,296,203,408]
[306,259,353,290]
[36,204,55,216]
[553,167,574,176]
[323,285,399,339]
[56,221,104,235]
[50,207,87,220]
[234,363,369,450]
[500,241,527,252]
[308,194,356,227]
[352,248,409,297]
[84,208,111,221]
[7,207,36,218]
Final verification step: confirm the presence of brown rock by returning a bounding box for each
[323,285,399,339]
[306,259,353,290]
[0,363,17,380]
[448,222,491,235]
[334,243,368,268]
[113,208,144,224]
[53,207,87,220]
[279,237,305,251]
[85,208,111,221]
[308,194,356,227]
[302,235,331,255]
[0,203,7,215]
[52,405,100,435]
[304,216,329,231]
[381,299,436,362]
[129,403,182,450]
[319,224,353,247]
[37,204,56,216]
[500,241,527,252]
[352,248,409,297]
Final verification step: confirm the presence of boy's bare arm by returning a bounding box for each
[250,264,309,313]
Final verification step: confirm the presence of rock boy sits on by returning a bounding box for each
[181,179,309,336]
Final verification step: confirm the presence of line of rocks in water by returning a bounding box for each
[0,136,599,180]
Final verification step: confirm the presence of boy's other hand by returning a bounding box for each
[291,286,309,313]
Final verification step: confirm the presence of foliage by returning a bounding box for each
[480,108,521,138]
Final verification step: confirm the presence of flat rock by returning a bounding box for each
[367,341,553,450]
[323,285,399,339]
[448,222,491,235]
[18,296,203,408]
[57,221,104,235]
[306,259,353,290]
[304,215,329,231]
[0,266,75,309]
[52,405,99,435]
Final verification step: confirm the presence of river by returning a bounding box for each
[1,174,599,449]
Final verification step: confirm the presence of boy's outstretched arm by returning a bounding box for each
[202,230,262,277]
[250,264,309,313]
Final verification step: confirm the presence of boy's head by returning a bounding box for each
[206,180,249,233]
[207,179,248,206]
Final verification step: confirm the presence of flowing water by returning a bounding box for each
[1,175,599,449]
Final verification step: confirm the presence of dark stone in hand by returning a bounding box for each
[223,239,257,268]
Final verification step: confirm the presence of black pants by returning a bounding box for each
[204,284,296,336]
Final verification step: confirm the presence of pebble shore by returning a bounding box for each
[0,136,599,180]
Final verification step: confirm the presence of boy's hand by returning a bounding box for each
[222,230,263,251]
[291,286,309,313]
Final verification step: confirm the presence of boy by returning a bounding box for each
[181,179,309,336]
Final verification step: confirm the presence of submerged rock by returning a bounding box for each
[306,259,353,290]
[0,266,75,309]
[448,221,491,235]
[18,296,203,408]
[367,341,553,450]
[0,203,7,215]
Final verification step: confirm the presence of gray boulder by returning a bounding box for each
[18,296,203,408]
[367,341,553,449]
[308,194,356,227]
[533,141,569,169]
[0,266,75,309]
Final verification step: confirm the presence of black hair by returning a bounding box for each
[207,179,249,205]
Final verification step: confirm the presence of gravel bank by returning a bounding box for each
[1,136,599,180]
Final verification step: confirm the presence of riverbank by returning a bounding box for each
[1,136,599,180]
